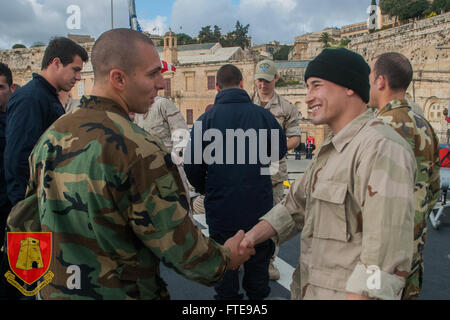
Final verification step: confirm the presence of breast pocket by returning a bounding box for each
[311,180,349,242]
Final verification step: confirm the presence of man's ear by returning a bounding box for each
[346,88,356,97]
[110,69,126,91]
[10,83,16,93]
[274,74,279,83]
[215,84,221,93]
[51,57,63,70]
[375,74,387,91]
[239,79,244,89]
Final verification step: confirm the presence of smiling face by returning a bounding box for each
[122,42,165,114]
[306,77,350,133]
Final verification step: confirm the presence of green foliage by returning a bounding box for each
[339,38,351,47]
[275,77,300,87]
[220,21,250,49]
[273,45,292,60]
[198,25,221,43]
[31,42,45,47]
[379,0,430,22]
[177,33,197,45]
[319,32,333,48]
[12,44,26,49]
[432,0,450,13]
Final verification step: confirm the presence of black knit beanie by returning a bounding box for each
[304,48,370,103]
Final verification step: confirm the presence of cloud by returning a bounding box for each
[0,0,377,50]
[170,0,372,45]
[140,16,168,36]
[171,0,238,37]
[0,0,130,50]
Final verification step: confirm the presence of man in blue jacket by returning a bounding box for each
[4,37,88,208]
[184,64,287,300]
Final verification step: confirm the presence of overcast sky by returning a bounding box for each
[0,0,374,50]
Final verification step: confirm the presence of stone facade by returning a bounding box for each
[349,11,450,142]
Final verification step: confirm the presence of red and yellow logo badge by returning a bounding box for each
[4,232,54,296]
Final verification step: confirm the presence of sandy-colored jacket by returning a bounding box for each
[134,97,188,151]
[262,110,417,300]
[252,92,301,184]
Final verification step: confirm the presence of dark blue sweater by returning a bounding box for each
[4,73,65,206]
[0,110,8,210]
[184,88,287,232]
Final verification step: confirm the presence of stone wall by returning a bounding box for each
[349,12,450,138]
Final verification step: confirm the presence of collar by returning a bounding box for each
[327,109,375,153]
[376,99,410,116]
[79,95,130,119]
[253,91,280,109]
[214,88,252,105]
[32,73,58,97]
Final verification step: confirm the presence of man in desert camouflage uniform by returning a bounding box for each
[133,96,191,210]
[134,96,188,152]
[240,48,417,300]
[369,52,440,300]
[252,59,301,280]
[6,29,254,300]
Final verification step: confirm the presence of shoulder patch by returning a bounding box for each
[156,173,179,198]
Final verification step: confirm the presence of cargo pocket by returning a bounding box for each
[311,180,349,242]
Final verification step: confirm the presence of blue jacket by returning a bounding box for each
[184,88,287,232]
[5,73,65,206]
[0,110,9,210]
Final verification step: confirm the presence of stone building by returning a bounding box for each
[252,41,281,59]
[349,11,450,142]
[341,21,369,40]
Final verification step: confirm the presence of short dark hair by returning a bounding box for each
[41,37,89,70]
[216,64,243,89]
[92,28,155,80]
[0,62,13,87]
[373,52,413,91]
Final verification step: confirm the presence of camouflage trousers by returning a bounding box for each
[402,218,428,300]
[401,260,423,300]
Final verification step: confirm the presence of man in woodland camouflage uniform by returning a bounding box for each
[6,29,254,300]
[239,48,417,300]
[369,52,440,300]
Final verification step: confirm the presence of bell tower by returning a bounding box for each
[163,28,179,65]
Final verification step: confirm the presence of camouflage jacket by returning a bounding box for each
[8,95,229,300]
[252,91,301,184]
[134,97,188,152]
[375,99,440,299]
[262,110,417,300]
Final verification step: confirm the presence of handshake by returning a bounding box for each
[223,230,256,270]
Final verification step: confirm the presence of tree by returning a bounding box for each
[198,25,221,43]
[220,21,250,49]
[31,41,45,47]
[379,0,430,23]
[273,45,292,60]
[432,0,450,13]
[400,0,430,20]
[177,33,197,45]
[12,44,26,49]
[319,32,332,48]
